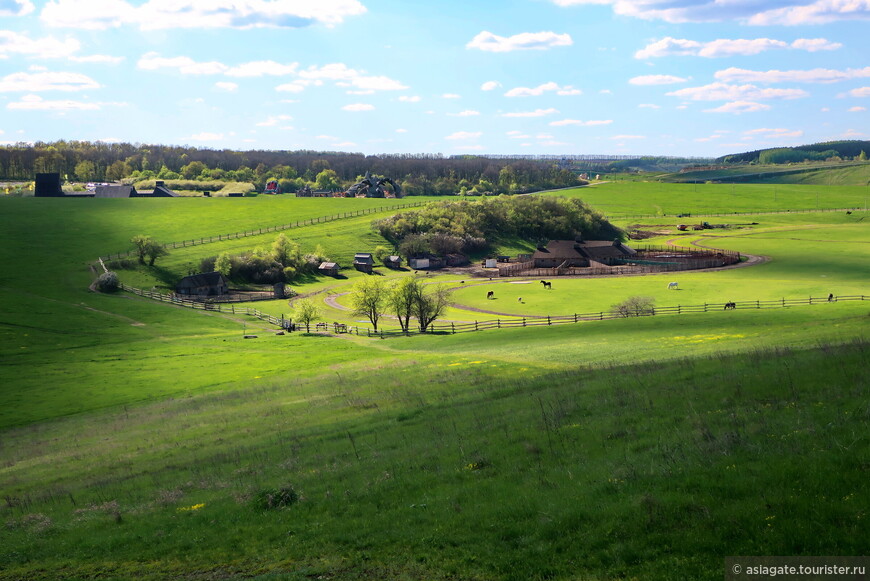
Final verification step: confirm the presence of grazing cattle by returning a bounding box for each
[828,293,834,302]
[517,297,522,303]
[668,282,679,290]
[487,290,494,300]
[724,301,736,310]
[540,280,552,289]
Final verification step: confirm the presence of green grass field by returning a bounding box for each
[1,182,868,580]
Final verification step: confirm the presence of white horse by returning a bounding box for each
[668,281,679,290]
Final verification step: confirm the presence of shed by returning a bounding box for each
[409,257,430,270]
[384,255,403,269]
[353,253,375,273]
[484,258,498,268]
[175,272,228,296]
[319,262,340,276]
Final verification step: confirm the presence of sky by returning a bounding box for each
[0,0,867,158]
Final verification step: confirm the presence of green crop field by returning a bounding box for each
[1,183,868,580]
[555,181,870,217]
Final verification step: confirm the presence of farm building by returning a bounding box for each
[409,257,430,270]
[353,253,375,273]
[319,262,340,276]
[175,272,228,296]
[384,255,403,269]
[409,256,445,270]
[532,239,636,268]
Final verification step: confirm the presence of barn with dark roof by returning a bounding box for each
[532,239,636,268]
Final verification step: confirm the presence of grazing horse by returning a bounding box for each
[486,290,494,300]
[517,297,523,303]
[540,280,552,289]
[667,281,679,290]
[724,301,736,310]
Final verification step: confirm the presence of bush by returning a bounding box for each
[252,486,299,510]
[105,258,136,270]
[612,296,655,317]
[95,271,119,293]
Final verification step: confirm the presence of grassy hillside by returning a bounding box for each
[1,185,868,580]
[659,161,870,185]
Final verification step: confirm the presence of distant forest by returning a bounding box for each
[0,141,583,196]
[717,140,870,164]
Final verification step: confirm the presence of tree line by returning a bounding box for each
[0,140,582,196]
[718,140,870,164]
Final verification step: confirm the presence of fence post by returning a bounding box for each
[573,313,577,323]
[757,300,760,308]
[475,320,478,331]
[704,303,707,312]
[497,319,500,328]
[782,297,785,307]
[600,312,603,320]
[452,322,455,334]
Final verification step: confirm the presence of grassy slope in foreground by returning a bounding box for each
[1,339,867,581]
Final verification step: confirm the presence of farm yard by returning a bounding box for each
[1,182,868,580]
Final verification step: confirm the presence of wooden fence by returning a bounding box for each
[98,201,424,261]
[606,207,866,221]
[361,295,867,338]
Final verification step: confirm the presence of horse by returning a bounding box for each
[724,301,736,310]
[540,280,552,289]
[487,290,494,300]
[668,281,679,290]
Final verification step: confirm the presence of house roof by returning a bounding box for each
[176,271,227,289]
[532,240,586,261]
[533,239,635,261]
[319,262,339,270]
[386,255,402,262]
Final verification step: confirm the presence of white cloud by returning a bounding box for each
[610,134,645,139]
[398,95,421,102]
[504,82,581,97]
[448,110,480,116]
[638,103,661,109]
[539,140,572,146]
[445,131,482,140]
[847,87,870,97]
[395,128,407,133]
[667,82,808,101]
[790,38,843,51]
[840,129,867,138]
[214,82,238,92]
[68,54,124,64]
[507,132,531,138]
[704,101,772,114]
[629,75,687,85]
[466,30,572,52]
[0,0,34,17]
[442,93,460,99]
[7,94,103,110]
[848,106,867,112]
[744,127,804,138]
[715,66,870,84]
[137,53,227,75]
[188,132,224,141]
[256,114,293,126]
[342,103,374,111]
[41,0,367,30]
[548,118,612,126]
[225,61,298,77]
[635,37,842,60]
[551,0,870,25]
[299,63,407,91]
[275,80,320,93]
[501,108,559,117]
[748,0,870,26]
[599,89,612,94]
[0,70,100,92]
[481,81,501,91]
[0,31,80,59]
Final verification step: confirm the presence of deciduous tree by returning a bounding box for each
[350,277,388,331]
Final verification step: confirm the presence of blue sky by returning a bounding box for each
[0,0,867,157]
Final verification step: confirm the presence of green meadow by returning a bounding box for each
[1,183,868,580]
